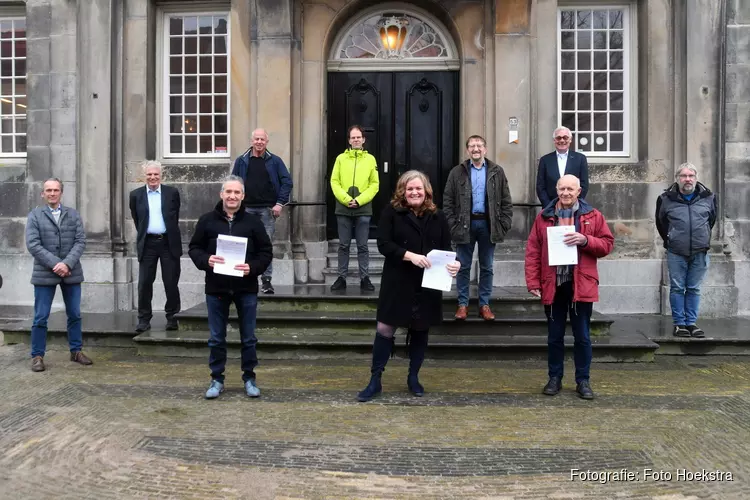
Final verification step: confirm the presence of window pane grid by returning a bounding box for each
[0,17,26,157]
[164,13,229,158]
[558,8,628,156]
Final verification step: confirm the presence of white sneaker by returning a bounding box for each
[244,379,260,398]
[205,380,224,399]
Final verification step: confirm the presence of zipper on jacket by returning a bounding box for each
[351,149,358,189]
[688,199,696,257]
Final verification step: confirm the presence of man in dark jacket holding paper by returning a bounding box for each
[189,175,273,400]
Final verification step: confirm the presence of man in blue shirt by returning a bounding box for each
[443,135,513,321]
[129,161,183,333]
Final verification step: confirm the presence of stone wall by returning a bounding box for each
[0,0,748,316]
[725,0,750,314]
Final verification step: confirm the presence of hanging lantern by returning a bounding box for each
[377,15,409,58]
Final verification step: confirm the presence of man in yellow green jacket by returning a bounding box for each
[330,125,380,291]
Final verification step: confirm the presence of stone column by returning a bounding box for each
[77,0,113,254]
[249,0,294,285]
[532,0,557,191]
[118,0,156,311]
[494,0,532,237]
[685,0,722,186]
[297,1,334,282]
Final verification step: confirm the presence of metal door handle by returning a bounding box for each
[383,162,388,173]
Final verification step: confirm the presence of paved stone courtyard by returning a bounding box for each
[1,343,749,499]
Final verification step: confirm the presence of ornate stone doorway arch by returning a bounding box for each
[324,4,461,239]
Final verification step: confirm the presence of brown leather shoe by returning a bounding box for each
[31,356,45,372]
[454,305,468,320]
[70,351,93,365]
[479,305,495,321]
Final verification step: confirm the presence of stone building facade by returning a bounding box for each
[0,0,748,317]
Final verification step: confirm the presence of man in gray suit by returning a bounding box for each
[25,178,93,372]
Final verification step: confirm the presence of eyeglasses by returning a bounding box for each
[678,174,696,179]
[554,136,571,141]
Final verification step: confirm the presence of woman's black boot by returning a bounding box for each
[357,334,393,402]
[407,330,428,397]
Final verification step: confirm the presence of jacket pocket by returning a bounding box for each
[579,271,599,285]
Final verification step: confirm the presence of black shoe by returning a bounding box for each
[360,277,375,291]
[576,380,595,400]
[330,277,347,291]
[261,279,274,294]
[672,325,690,337]
[166,319,179,331]
[542,376,562,396]
[135,322,151,333]
[686,324,705,338]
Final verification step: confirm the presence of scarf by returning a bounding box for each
[554,200,579,286]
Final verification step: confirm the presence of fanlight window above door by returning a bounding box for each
[330,9,459,71]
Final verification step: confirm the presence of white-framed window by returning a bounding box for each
[557,6,636,159]
[160,11,230,159]
[0,17,26,158]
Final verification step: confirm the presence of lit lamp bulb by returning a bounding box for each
[377,15,408,58]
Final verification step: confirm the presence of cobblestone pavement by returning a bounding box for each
[1,343,750,499]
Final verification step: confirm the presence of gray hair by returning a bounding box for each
[141,160,163,174]
[43,177,64,192]
[553,126,572,138]
[675,162,698,180]
[556,174,581,189]
[221,174,245,193]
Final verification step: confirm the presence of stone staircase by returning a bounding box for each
[124,285,658,361]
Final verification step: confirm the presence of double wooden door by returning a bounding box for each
[326,71,459,239]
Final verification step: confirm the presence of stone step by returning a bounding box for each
[210,285,546,314]
[16,311,750,361]
[132,328,656,362]
[175,308,613,336]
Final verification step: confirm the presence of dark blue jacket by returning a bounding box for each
[536,150,589,207]
[656,182,717,257]
[231,149,293,207]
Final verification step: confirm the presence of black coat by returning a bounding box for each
[129,184,183,261]
[188,201,273,295]
[376,205,453,327]
[535,150,589,208]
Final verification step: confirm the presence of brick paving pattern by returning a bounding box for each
[0,343,749,498]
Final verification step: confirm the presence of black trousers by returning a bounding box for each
[138,235,181,322]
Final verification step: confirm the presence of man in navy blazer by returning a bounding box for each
[129,160,183,333]
[536,126,589,208]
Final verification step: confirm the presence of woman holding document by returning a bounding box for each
[357,170,461,402]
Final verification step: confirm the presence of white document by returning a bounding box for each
[508,130,519,144]
[420,250,457,292]
[546,226,578,266]
[213,234,248,277]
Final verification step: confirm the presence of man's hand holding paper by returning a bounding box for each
[213,235,249,277]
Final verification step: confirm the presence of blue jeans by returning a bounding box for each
[667,250,709,326]
[456,220,495,306]
[30,283,82,358]
[545,281,592,383]
[336,215,370,279]
[245,207,275,280]
[206,292,258,383]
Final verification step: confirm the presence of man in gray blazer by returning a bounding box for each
[25,178,93,372]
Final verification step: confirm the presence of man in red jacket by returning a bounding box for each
[525,174,614,400]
